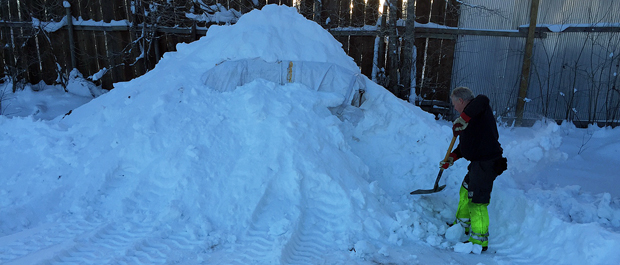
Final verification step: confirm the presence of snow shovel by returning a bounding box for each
[410,136,457,195]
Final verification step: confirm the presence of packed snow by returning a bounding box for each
[1,5,620,265]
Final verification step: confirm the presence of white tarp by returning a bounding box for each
[201,59,366,115]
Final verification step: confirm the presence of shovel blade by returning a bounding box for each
[410,184,447,195]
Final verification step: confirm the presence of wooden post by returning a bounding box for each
[376,3,388,80]
[64,1,77,72]
[1,2,15,76]
[515,0,540,126]
[387,0,399,96]
[154,29,161,64]
[65,3,76,70]
[313,0,321,24]
[401,0,416,102]
[191,21,197,41]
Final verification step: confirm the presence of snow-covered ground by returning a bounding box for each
[1,5,619,265]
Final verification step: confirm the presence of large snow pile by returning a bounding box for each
[1,5,620,265]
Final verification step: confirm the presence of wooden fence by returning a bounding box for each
[1,0,540,113]
[0,0,467,103]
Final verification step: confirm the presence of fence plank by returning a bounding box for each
[103,0,121,86]
[50,29,70,80]
[75,30,100,83]
[25,30,43,86]
[86,0,107,86]
[430,0,447,24]
[76,0,91,20]
[110,0,130,84]
[37,31,61,86]
[322,0,339,27]
[415,0,431,23]
[282,0,293,7]
[396,0,403,19]
[364,0,379,25]
[351,0,364,27]
[299,0,314,20]
[349,36,374,78]
[335,35,350,57]
[91,0,104,21]
[72,0,97,82]
[102,0,115,23]
[15,2,35,88]
[416,38,453,101]
[0,29,5,80]
[97,31,113,89]
[0,1,11,81]
[339,0,351,26]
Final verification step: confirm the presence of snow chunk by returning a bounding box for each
[523,146,544,162]
[352,240,376,258]
[445,223,466,242]
[453,241,473,253]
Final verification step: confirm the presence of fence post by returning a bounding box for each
[1,3,16,77]
[386,0,399,97]
[401,0,416,102]
[154,28,160,64]
[65,2,77,70]
[191,21,197,41]
[313,0,321,24]
[375,3,388,83]
[515,0,539,126]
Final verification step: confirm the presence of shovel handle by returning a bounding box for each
[442,136,458,162]
[434,136,457,189]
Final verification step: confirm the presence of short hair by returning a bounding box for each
[451,86,474,101]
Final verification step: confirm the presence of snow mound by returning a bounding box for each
[1,4,409,262]
[502,121,568,173]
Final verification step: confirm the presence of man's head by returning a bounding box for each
[450,86,474,113]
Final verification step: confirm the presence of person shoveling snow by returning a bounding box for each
[418,86,508,253]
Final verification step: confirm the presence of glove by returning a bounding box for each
[493,157,508,175]
[440,152,459,169]
[452,112,471,136]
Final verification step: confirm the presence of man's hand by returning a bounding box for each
[440,152,459,169]
[452,112,471,136]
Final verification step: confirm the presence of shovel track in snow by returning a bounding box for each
[215,175,351,265]
[279,199,350,265]
[0,218,103,264]
[0,217,205,265]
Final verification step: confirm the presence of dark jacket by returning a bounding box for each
[454,95,503,161]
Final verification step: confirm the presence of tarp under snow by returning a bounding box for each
[201,59,366,115]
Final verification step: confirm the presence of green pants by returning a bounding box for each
[455,186,489,247]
